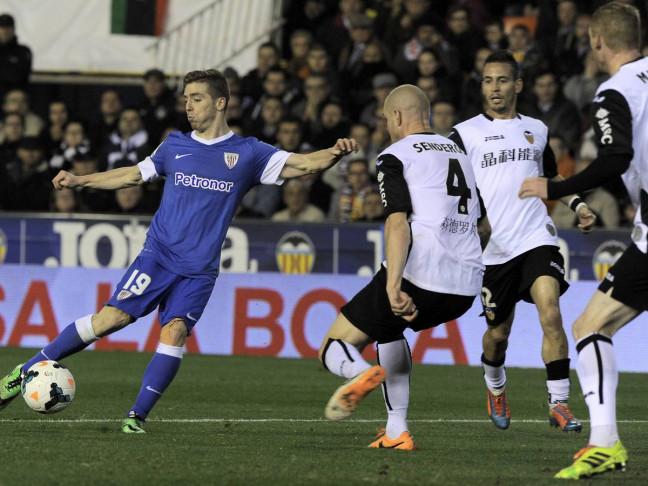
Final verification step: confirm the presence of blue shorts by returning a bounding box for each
[106,249,215,331]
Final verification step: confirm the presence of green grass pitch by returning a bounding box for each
[1,348,646,486]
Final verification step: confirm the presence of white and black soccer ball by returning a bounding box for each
[22,360,75,414]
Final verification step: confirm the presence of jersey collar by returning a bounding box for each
[191,130,234,145]
[481,113,521,121]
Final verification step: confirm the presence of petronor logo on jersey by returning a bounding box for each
[523,130,534,144]
[592,240,626,281]
[224,152,239,169]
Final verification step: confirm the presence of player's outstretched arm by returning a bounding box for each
[52,165,144,191]
[280,138,358,179]
[551,175,597,233]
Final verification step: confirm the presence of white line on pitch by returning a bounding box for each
[1,418,648,424]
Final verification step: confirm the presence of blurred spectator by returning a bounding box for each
[90,89,123,153]
[0,13,31,99]
[225,93,244,123]
[271,178,326,222]
[482,18,507,51]
[245,66,298,127]
[383,0,442,50]
[223,66,241,95]
[39,100,69,156]
[0,136,52,210]
[102,107,149,171]
[310,100,350,149]
[285,29,313,79]
[316,0,367,62]
[359,72,397,128]
[247,96,284,144]
[172,91,192,132]
[291,73,333,136]
[276,115,312,153]
[431,100,457,137]
[392,21,460,83]
[51,187,80,213]
[551,148,620,229]
[115,185,155,214]
[358,187,385,221]
[49,119,91,171]
[0,111,23,163]
[416,75,442,104]
[338,13,376,75]
[521,70,582,149]
[416,47,456,103]
[444,7,480,75]
[556,12,592,81]
[459,47,491,119]
[138,68,175,144]
[304,43,343,97]
[536,0,578,65]
[349,122,379,170]
[506,24,548,92]
[69,151,116,213]
[329,158,373,222]
[346,40,392,119]
[2,88,43,136]
[241,42,280,103]
[563,48,608,112]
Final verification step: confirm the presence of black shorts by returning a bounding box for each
[598,243,648,312]
[341,266,476,343]
[480,245,569,326]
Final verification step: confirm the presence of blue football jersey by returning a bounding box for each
[137,130,289,277]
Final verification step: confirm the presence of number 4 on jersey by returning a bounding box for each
[445,158,471,214]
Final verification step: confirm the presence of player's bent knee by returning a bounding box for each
[160,318,188,347]
[93,306,135,337]
[487,323,511,342]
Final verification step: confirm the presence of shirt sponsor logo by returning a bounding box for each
[224,152,239,169]
[377,171,387,207]
[174,172,234,192]
[595,107,613,144]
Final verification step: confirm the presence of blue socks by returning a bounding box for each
[22,315,97,373]
[130,343,183,419]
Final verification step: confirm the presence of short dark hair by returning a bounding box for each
[183,69,230,103]
[279,114,303,132]
[484,50,520,80]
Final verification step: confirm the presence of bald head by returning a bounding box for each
[384,84,430,116]
[383,84,432,142]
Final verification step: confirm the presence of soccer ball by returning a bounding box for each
[22,361,75,414]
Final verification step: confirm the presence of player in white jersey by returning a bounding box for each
[0,69,359,432]
[520,3,645,479]
[450,50,596,433]
[317,85,490,450]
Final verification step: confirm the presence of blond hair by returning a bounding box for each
[591,2,641,51]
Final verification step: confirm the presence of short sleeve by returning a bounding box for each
[149,140,168,176]
[376,154,412,217]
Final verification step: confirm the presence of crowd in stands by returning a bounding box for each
[0,0,644,227]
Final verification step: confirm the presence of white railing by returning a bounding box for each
[147,0,284,77]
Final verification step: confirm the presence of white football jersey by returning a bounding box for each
[451,114,559,265]
[376,133,484,296]
[591,57,648,253]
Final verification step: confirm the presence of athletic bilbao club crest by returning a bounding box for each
[592,240,626,281]
[117,290,133,300]
[524,130,534,144]
[275,231,315,274]
[224,152,239,169]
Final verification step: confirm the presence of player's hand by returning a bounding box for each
[52,170,79,190]
[330,138,359,158]
[519,177,548,200]
[577,204,597,233]
[387,286,418,322]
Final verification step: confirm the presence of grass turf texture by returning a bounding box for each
[1,348,646,486]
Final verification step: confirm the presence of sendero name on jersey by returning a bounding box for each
[412,141,465,154]
[174,172,234,192]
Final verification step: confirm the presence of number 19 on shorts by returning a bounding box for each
[123,269,152,296]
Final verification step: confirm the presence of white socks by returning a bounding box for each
[481,354,506,392]
[377,338,411,438]
[322,339,370,379]
[576,333,619,447]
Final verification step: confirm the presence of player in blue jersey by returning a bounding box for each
[0,69,358,433]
